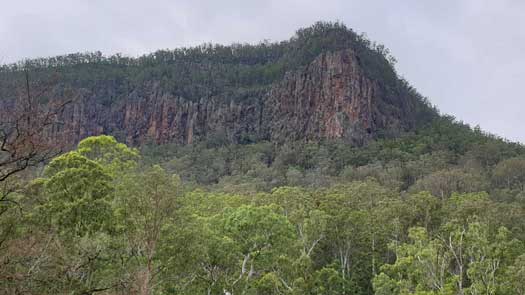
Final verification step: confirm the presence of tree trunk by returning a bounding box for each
[139,255,154,295]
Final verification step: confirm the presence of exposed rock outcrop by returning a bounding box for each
[264,49,412,144]
[5,49,418,147]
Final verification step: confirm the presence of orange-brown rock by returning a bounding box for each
[4,49,419,147]
[262,49,416,144]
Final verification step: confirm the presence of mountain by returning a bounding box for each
[4,22,525,295]
[0,22,437,147]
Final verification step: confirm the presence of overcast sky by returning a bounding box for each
[1,0,524,142]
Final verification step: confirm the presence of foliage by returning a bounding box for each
[2,133,525,294]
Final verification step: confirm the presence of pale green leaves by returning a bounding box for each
[40,151,113,236]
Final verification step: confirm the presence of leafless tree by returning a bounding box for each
[0,70,72,207]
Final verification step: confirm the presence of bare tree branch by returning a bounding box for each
[0,70,74,184]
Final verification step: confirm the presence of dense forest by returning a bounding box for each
[0,21,400,97]
[2,119,525,294]
[1,22,525,294]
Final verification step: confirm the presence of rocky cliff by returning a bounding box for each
[33,49,418,147]
[1,23,434,147]
[264,49,415,144]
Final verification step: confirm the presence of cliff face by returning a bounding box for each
[18,49,417,147]
[50,84,263,146]
[264,49,412,144]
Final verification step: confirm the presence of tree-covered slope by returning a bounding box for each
[2,128,525,294]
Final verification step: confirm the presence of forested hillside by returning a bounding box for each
[0,22,437,146]
[1,22,525,295]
